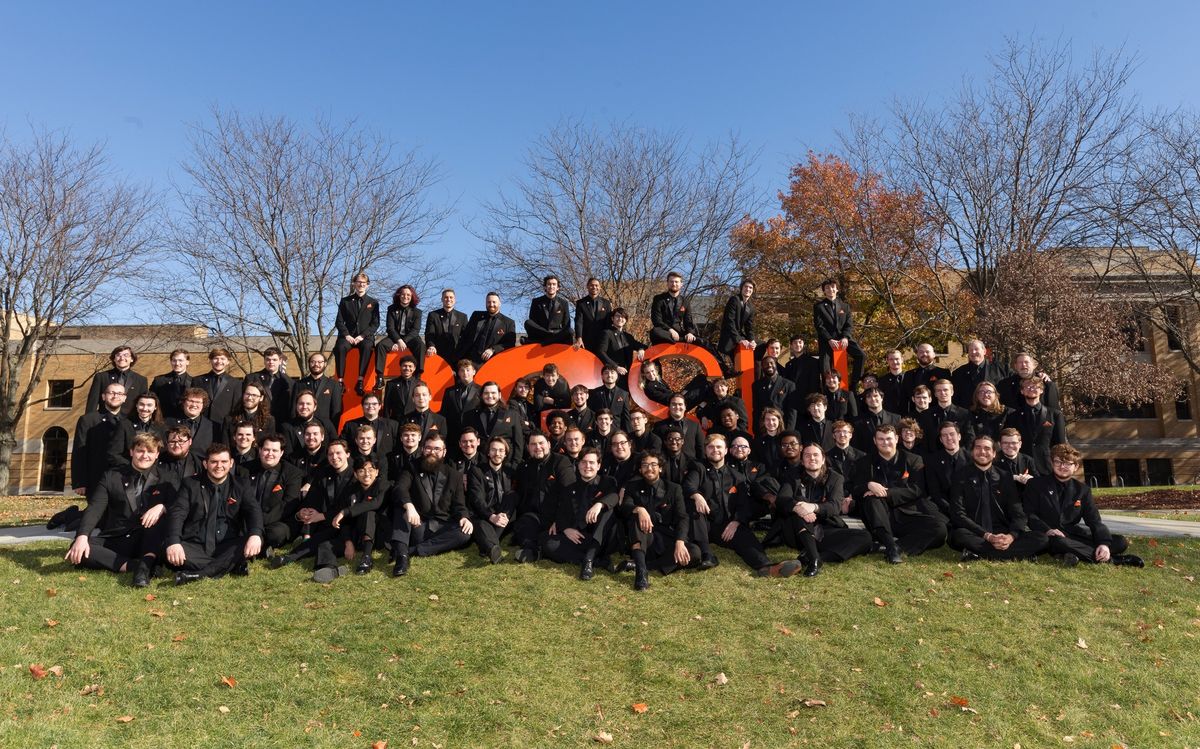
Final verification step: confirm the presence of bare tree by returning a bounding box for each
[168,109,451,371]
[0,130,157,490]
[474,120,758,331]
[892,39,1140,301]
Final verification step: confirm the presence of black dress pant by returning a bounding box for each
[630,521,701,574]
[858,497,948,555]
[948,528,1049,559]
[541,511,615,564]
[374,337,426,376]
[526,328,574,346]
[263,518,303,549]
[779,515,874,563]
[391,516,471,557]
[471,518,513,554]
[172,537,245,577]
[77,525,167,572]
[333,336,375,380]
[1045,528,1129,562]
[509,512,544,551]
[689,511,771,569]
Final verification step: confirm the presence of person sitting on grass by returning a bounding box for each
[620,450,702,590]
[947,435,1048,562]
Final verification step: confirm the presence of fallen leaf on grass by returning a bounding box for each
[776,625,793,636]
[1148,539,1159,547]
[428,594,439,601]
[115,716,134,723]
[144,594,156,601]
[172,634,187,642]
[802,699,827,707]
[48,665,63,677]
[943,571,954,578]
[714,672,729,685]
[217,705,229,714]
[220,675,238,688]
[29,664,47,680]
[372,742,388,749]
[46,588,57,597]
[873,597,887,607]
[594,730,614,744]
[79,684,103,696]
[949,695,970,707]
[631,702,648,714]
[1075,637,1088,650]
[45,619,59,628]
[148,609,166,618]
[929,708,940,717]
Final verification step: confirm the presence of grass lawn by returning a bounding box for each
[1,540,1199,748]
[1094,485,1200,498]
[1105,510,1200,523]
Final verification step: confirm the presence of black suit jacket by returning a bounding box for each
[951,360,1010,408]
[621,477,689,540]
[1022,476,1112,545]
[424,308,468,359]
[383,376,421,421]
[170,415,218,455]
[244,460,305,527]
[466,463,519,519]
[573,295,613,350]
[165,474,261,550]
[547,475,619,531]
[384,304,423,347]
[462,405,525,463]
[950,465,1030,536]
[341,416,401,457]
[87,368,148,416]
[1004,403,1067,476]
[515,453,575,519]
[335,293,380,338]
[813,298,853,343]
[901,365,952,402]
[192,371,242,425]
[395,463,467,523]
[597,328,646,372]
[525,295,572,340]
[850,450,927,515]
[649,292,698,338]
[653,418,704,460]
[244,369,294,424]
[78,464,177,539]
[460,311,517,363]
[588,385,632,431]
[718,295,755,354]
[150,371,192,420]
[400,409,448,441]
[71,410,124,492]
[293,375,344,428]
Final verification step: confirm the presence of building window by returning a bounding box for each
[1146,458,1174,486]
[1079,397,1156,419]
[1114,458,1142,488]
[46,380,74,410]
[1177,387,1193,421]
[39,427,68,492]
[1082,459,1110,488]
[1165,306,1185,352]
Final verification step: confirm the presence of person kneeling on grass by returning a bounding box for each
[65,432,176,588]
[947,435,1049,562]
[1022,443,1144,568]
[619,450,702,591]
[163,443,262,585]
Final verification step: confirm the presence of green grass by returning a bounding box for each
[1105,510,1200,523]
[1,541,1199,748]
[1094,485,1200,498]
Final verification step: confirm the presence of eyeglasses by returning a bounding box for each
[611,440,630,447]
[1052,458,1077,467]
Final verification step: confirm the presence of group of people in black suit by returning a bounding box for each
[60,271,1142,590]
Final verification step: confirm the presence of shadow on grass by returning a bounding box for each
[0,544,74,575]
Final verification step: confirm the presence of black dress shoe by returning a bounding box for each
[354,380,365,396]
[885,545,904,564]
[1060,553,1079,568]
[579,560,595,581]
[960,550,982,562]
[803,558,821,577]
[271,555,292,569]
[633,567,649,591]
[46,505,81,530]
[392,555,410,577]
[131,560,151,588]
[699,553,719,570]
[355,553,373,574]
[1111,553,1145,567]
[616,559,637,573]
[174,571,202,586]
[488,545,503,564]
[231,561,249,576]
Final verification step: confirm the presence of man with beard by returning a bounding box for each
[244,347,294,424]
[649,271,699,345]
[332,271,380,396]
[1022,444,1143,567]
[948,435,1049,561]
[772,438,874,576]
[511,431,576,562]
[685,434,802,577]
[151,349,192,420]
[542,448,619,580]
[157,427,204,487]
[341,392,400,457]
[72,381,127,496]
[1004,378,1067,476]
[901,343,951,403]
[290,423,329,477]
[951,339,1010,408]
[65,432,176,587]
[462,382,525,465]
[424,288,468,363]
[282,391,336,459]
[753,356,797,430]
[621,450,701,590]
[164,443,262,584]
[390,433,473,576]
[573,277,614,354]
[461,292,517,365]
[294,352,344,429]
[466,437,519,563]
[850,424,947,563]
[653,394,704,460]
[524,274,574,345]
[86,345,148,416]
[245,434,305,554]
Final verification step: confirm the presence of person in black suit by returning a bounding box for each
[923,421,969,519]
[171,387,218,455]
[466,436,519,563]
[86,345,148,416]
[192,348,243,426]
[950,339,1010,408]
[222,381,276,444]
[596,307,646,384]
[156,426,204,488]
[997,428,1038,487]
[541,448,620,579]
[969,381,1011,442]
[321,454,390,580]
[461,382,525,465]
[243,347,294,425]
[652,394,704,460]
[824,420,864,482]
[389,432,473,575]
[717,278,757,377]
[852,387,901,452]
[812,279,864,389]
[65,432,176,586]
[294,352,344,429]
[573,277,613,354]
[524,274,574,345]
[1022,444,1142,567]
[588,366,633,432]
[900,343,952,404]
[151,348,193,421]
[532,363,571,423]
[460,292,517,365]
[918,379,973,454]
[382,358,421,420]
[108,392,167,467]
[341,392,400,457]
[850,424,947,563]
[332,272,381,395]
[424,288,468,363]
[998,352,1060,411]
[163,443,263,584]
[877,349,907,415]
[1003,377,1067,476]
[439,359,481,438]
[781,335,821,399]
[71,381,127,496]
[947,435,1048,561]
[621,450,701,590]
[649,272,699,345]
[244,434,305,552]
[375,284,426,379]
[281,391,336,459]
[752,356,796,430]
[401,383,449,441]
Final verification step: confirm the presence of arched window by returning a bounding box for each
[39,427,69,493]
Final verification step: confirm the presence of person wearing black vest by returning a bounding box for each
[621,451,701,590]
[244,434,305,552]
[948,435,1049,561]
[401,383,448,442]
[65,432,176,587]
[950,339,1010,409]
[389,432,472,575]
[424,288,468,363]
[524,274,574,346]
[71,380,127,496]
[850,424,947,563]
[151,348,193,421]
[1022,444,1143,567]
[243,347,294,425]
[511,432,576,562]
[332,272,381,395]
[717,279,757,377]
[375,284,426,379]
[460,292,516,365]
[86,345,148,416]
[649,272,699,345]
[294,352,344,429]
[813,279,864,389]
[192,348,242,426]
[541,448,619,580]
[466,436,519,563]
[1003,377,1067,476]
[573,277,614,354]
[164,443,262,584]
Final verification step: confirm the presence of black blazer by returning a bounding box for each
[718,295,754,354]
[653,418,704,460]
[424,308,468,358]
[244,460,305,527]
[341,416,401,457]
[165,474,262,551]
[384,304,423,347]
[951,360,1010,408]
[900,365,951,402]
[850,450,927,515]
[244,369,294,424]
[852,409,901,452]
[87,368,148,416]
[78,465,177,539]
[621,477,689,540]
[400,409,449,441]
[192,371,243,425]
[950,465,1031,536]
[460,311,517,362]
[461,405,525,463]
[573,295,613,350]
[649,292,698,337]
[547,475,619,531]
[466,463,519,519]
[335,293,380,338]
[1004,403,1067,476]
[597,328,646,372]
[813,298,853,343]
[588,385,632,431]
[394,463,467,523]
[1022,476,1113,545]
[525,295,572,340]
[150,371,193,420]
[515,453,575,519]
[170,415,218,455]
[71,410,124,492]
[293,375,344,429]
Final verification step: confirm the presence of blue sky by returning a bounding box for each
[1,1,1197,320]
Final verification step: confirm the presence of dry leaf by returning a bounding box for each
[929,708,940,717]
[714,672,729,685]
[148,609,166,618]
[144,594,156,601]
[873,597,887,607]
[776,625,793,636]
[1153,558,1165,568]
[45,619,59,628]
[115,716,134,723]
[372,742,389,749]
[631,702,648,714]
[802,699,827,707]
[1075,637,1088,650]
[943,571,954,578]
[29,664,47,680]
[79,684,103,696]
[45,588,57,597]
[217,705,230,714]
[428,594,439,601]
[594,731,614,744]
[220,675,238,688]
[1148,539,1159,547]
[949,695,970,707]
[48,665,63,677]
[172,634,187,642]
